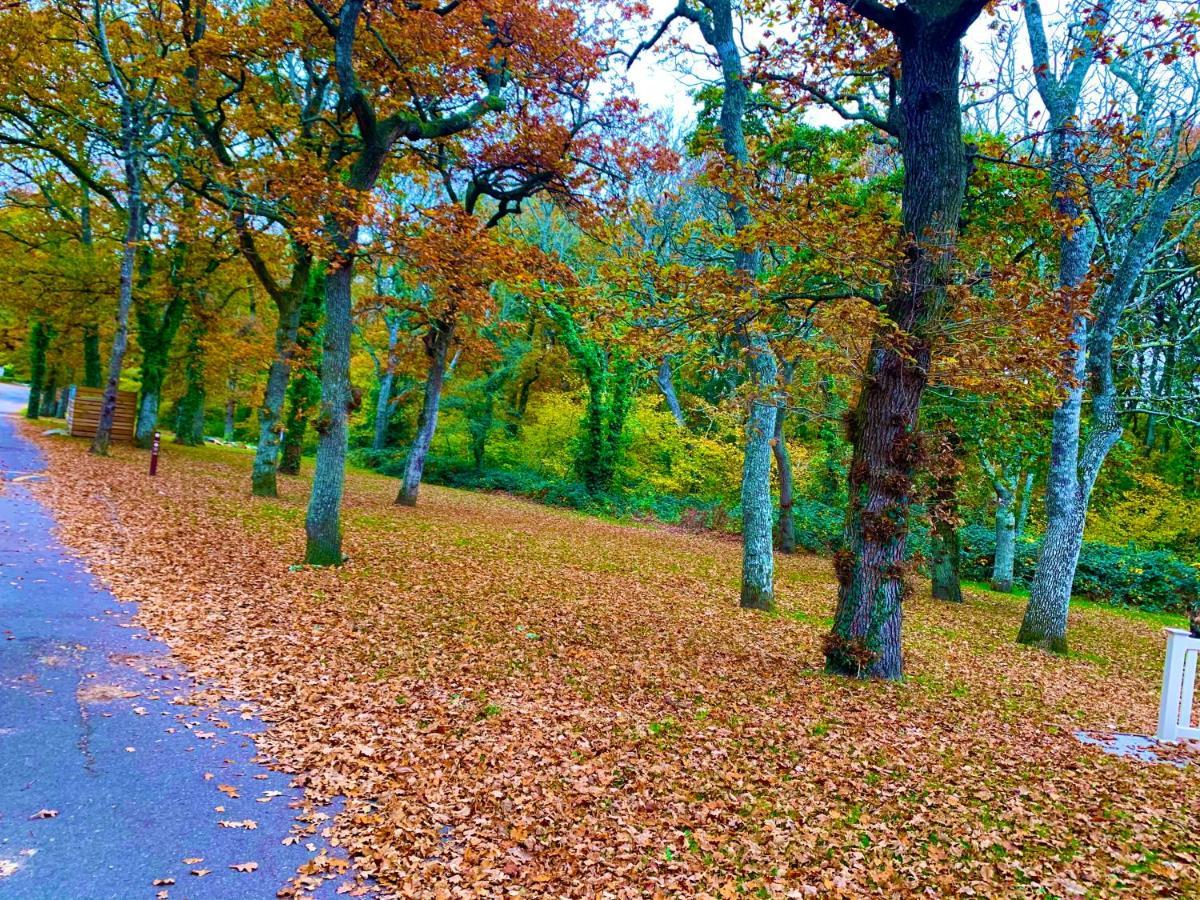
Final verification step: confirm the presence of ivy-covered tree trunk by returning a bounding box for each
[41,365,59,418]
[547,304,633,494]
[397,319,454,507]
[26,320,51,419]
[280,366,317,475]
[134,291,187,448]
[826,13,975,680]
[280,296,322,476]
[174,321,207,446]
[82,323,102,388]
[931,525,963,603]
[990,472,1017,592]
[772,403,796,553]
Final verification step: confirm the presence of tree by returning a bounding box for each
[177,1,328,495]
[0,1,174,452]
[293,0,536,564]
[809,0,990,679]
[629,0,783,611]
[1017,3,1200,652]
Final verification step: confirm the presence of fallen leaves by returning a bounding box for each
[218,819,258,829]
[28,429,1200,897]
[229,861,259,873]
[28,809,57,820]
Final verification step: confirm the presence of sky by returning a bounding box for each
[620,0,1059,127]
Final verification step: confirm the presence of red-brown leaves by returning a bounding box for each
[27,426,1200,896]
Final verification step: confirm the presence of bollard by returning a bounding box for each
[150,430,160,476]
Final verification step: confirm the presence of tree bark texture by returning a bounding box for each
[26,320,50,419]
[396,319,454,506]
[827,14,974,679]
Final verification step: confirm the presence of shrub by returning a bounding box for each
[960,523,1200,613]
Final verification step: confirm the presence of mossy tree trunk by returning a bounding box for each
[26,319,51,419]
[174,319,208,446]
[250,253,317,497]
[134,285,188,448]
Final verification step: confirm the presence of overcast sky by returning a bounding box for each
[620,0,1055,127]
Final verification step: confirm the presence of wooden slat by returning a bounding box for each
[66,385,138,441]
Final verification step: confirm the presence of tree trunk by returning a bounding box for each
[656,358,685,426]
[740,341,778,610]
[396,321,453,507]
[41,366,58,418]
[280,289,322,475]
[991,480,1016,593]
[929,426,963,603]
[372,315,402,451]
[304,256,355,565]
[931,522,963,603]
[1015,470,1033,539]
[133,274,187,448]
[1021,155,1200,651]
[224,384,236,441]
[26,320,50,419]
[701,0,780,612]
[82,323,102,388]
[280,373,314,475]
[174,322,207,446]
[250,302,300,497]
[772,395,796,554]
[826,21,971,679]
[92,188,142,455]
[56,384,71,418]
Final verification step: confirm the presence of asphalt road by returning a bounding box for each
[0,382,353,899]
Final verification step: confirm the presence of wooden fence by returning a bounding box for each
[66,386,137,442]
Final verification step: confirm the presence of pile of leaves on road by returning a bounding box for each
[28,429,1200,897]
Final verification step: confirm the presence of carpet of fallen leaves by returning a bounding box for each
[25,428,1200,898]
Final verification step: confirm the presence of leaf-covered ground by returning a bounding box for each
[25,429,1200,897]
